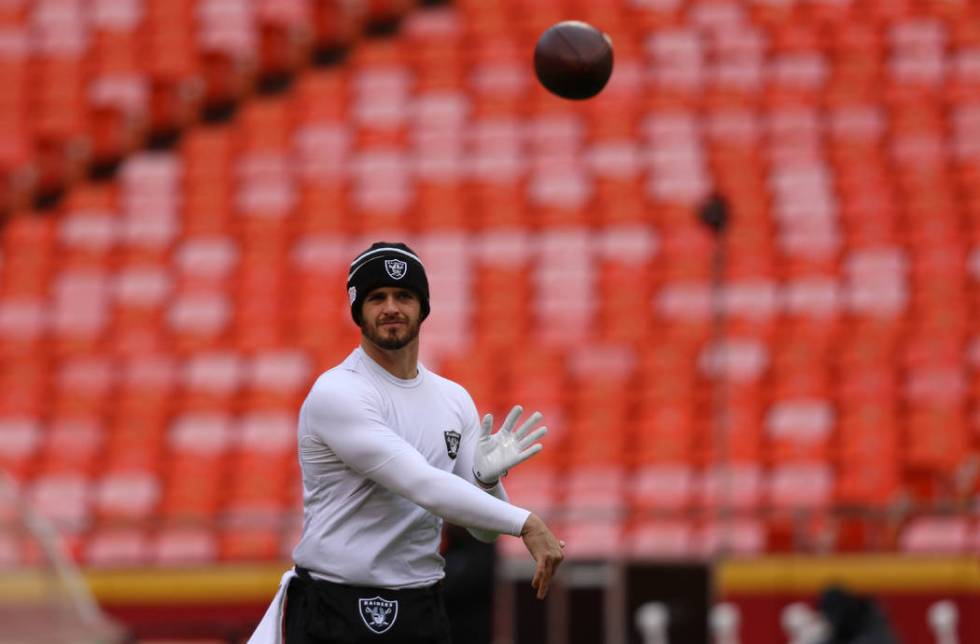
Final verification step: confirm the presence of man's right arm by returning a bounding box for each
[304,377,530,536]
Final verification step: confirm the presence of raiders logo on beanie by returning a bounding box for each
[347,242,430,324]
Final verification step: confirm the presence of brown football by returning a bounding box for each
[533,21,614,100]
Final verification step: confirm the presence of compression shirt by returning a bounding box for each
[291,347,531,588]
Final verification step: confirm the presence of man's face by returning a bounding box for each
[359,287,422,350]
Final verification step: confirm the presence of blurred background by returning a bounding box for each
[0,0,979,642]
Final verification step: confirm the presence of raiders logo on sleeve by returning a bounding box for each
[443,430,461,459]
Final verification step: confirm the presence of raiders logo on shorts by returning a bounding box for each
[443,430,461,459]
[359,597,398,634]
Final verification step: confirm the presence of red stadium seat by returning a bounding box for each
[765,397,834,463]
[766,462,834,511]
[633,403,699,466]
[27,472,91,535]
[563,466,627,521]
[84,527,150,567]
[904,405,971,472]
[219,525,283,561]
[560,518,625,560]
[836,458,903,507]
[625,519,695,558]
[899,516,971,554]
[697,517,766,556]
[153,525,218,566]
[497,466,558,517]
[93,469,161,522]
[0,355,47,417]
[630,463,696,513]
[35,416,101,472]
[697,464,764,512]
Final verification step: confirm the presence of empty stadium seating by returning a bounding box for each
[1,0,979,566]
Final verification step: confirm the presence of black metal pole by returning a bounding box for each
[699,193,732,546]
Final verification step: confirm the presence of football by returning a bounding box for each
[533,20,614,100]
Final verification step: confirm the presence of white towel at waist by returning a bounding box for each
[247,568,298,644]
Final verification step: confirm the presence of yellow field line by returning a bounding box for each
[0,565,288,604]
[717,556,980,594]
[5,558,977,605]
[85,564,289,604]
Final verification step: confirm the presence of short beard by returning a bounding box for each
[361,317,421,351]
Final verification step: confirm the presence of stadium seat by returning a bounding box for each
[563,466,627,521]
[630,463,696,513]
[698,464,763,512]
[153,525,218,566]
[698,518,766,556]
[899,516,971,554]
[626,519,695,558]
[84,527,150,567]
[767,462,834,511]
[561,518,625,560]
[765,397,834,462]
[0,355,47,418]
[495,466,558,517]
[93,470,161,522]
[837,406,901,463]
[219,524,283,561]
[28,472,91,533]
[633,403,698,466]
[904,405,970,472]
[34,416,102,476]
[102,409,168,475]
[159,411,231,521]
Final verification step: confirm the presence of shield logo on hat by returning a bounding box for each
[444,430,461,460]
[359,597,398,634]
[384,258,407,279]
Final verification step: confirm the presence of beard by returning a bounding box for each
[361,315,421,351]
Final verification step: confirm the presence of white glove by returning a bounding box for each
[473,405,547,487]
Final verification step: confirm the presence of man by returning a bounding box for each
[248,242,564,644]
[817,586,899,644]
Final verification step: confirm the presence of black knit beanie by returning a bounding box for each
[347,242,430,325]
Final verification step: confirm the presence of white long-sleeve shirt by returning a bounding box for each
[291,347,530,589]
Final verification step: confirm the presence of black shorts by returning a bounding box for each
[284,567,452,644]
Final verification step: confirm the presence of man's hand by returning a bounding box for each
[473,405,548,486]
[520,513,565,599]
